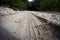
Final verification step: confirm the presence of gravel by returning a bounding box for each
[0,7,60,40]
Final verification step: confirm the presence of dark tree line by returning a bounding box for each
[0,0,29,10]
[0,0,60,11]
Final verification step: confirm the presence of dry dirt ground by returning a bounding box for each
[0,7,60,40]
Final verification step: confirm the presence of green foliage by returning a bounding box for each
[0,0,29,10]
[40,0,58,11]
[0,0,60,11]
[33,0,60,11]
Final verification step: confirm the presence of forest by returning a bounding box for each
[0,0,60,11]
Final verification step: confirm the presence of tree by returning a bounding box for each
[0,0,29,10]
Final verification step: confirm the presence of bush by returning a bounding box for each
[0,0,29,10]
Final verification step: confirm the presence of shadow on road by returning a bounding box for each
[0,26,21,40]
[31,13,48,23]
[32,13,60,40]
[49,23,60,40]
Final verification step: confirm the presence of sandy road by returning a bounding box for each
[0,7,60,40]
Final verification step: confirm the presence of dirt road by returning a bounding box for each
[0,7,60,40]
